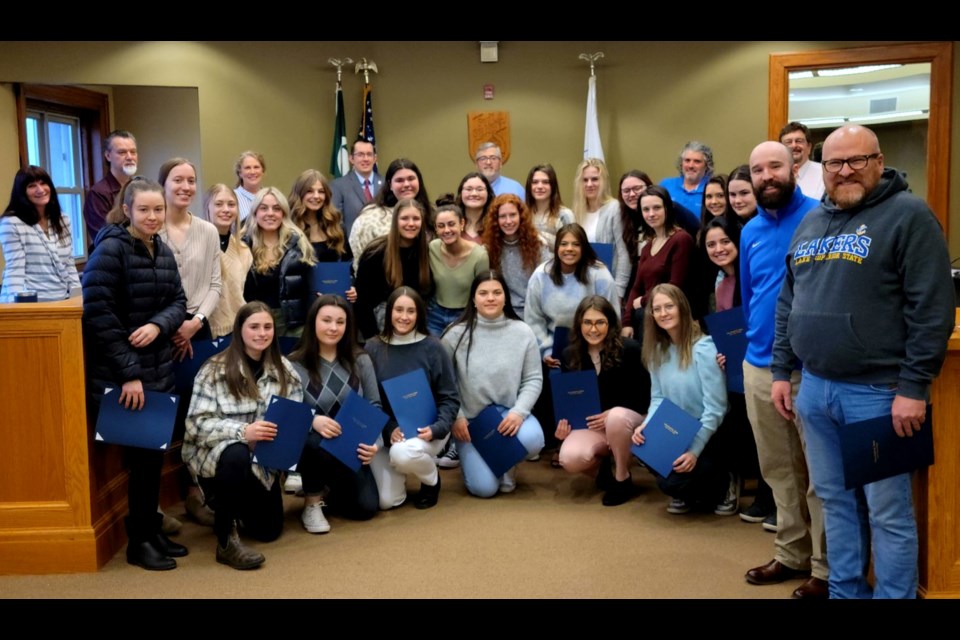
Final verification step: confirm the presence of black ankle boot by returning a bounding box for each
[152,532,189,557]
[602,476,635,507]
[414,474,441,509]
[127,540,177,571]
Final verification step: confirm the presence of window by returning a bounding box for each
[25,110,86,258]
[15,84,111,262]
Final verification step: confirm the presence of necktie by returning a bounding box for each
[363,179,373,203]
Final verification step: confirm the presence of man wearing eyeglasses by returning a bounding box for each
[475,142,525,199]
[332,139,384,237]
[771,125,954,598]
[780,122,825,202]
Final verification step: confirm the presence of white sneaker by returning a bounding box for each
[301,501,331,534]
[714,472,740,516]
[499,467,517,494]
[284,472,303,494]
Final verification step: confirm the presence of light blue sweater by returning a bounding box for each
[643,335,728,457]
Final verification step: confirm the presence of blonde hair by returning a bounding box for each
[571,157,614,225]
[642,283,702,371]
[202,183,240,238]
[241,187,315,274]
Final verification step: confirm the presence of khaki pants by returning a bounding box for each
[742,361,828,580]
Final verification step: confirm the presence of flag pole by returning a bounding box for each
[328,57,353,178]
[579,51,605,162]
[355,58,380,174]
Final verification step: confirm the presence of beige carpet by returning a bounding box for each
[0,460,798,599]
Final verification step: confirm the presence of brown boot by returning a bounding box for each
[216,527,265,570]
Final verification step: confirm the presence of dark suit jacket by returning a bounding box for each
[332,171,384,237]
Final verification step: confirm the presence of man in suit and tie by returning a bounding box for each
[332,139,384,238]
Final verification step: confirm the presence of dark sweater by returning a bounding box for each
[364,335,460,442]
[354,243,431,339]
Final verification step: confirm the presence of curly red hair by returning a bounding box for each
[482,194,543,272]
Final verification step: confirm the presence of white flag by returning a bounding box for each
[583,75,604,161]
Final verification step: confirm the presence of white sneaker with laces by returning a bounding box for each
[301,501,331,534]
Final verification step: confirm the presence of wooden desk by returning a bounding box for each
[919,311,960,598]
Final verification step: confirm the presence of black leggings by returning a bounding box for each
[298,432,379,521]
[200,442,284,546]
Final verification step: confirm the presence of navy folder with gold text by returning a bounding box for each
[630,398,701,477]
[381,368,437,439]
[310,261,352,298]
[839,407,934,489]
[550,370,601,430]
[320,389,388,472]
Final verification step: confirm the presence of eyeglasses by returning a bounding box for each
[476,155,501,163]
[651,302,677,315]
[352,152,375,159]
[462,186,487,193]
[620,185,646,196]
[581,319,609,329]
[823,154,881,173]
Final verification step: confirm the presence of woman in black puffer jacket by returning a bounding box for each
[82,176,187,571]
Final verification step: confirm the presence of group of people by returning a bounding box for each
[0,124,952,600]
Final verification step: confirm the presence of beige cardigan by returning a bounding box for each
[209,235,253,338]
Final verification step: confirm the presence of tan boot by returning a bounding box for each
[216,527,265,570]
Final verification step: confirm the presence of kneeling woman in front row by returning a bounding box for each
[184,301,303,569]
[442,270,544,497]
[556,295,651,506]
[290,295,382,533]
[365,287,460,510]
[628,284,733,515]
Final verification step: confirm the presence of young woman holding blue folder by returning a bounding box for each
[290,295,382,533]
[628,284,736,515]
[556,296,650,506]
[365,287,459,509]
[288,169,357,302]
[184,301,303,570]
[82,176,187,570]
[441,270,544,497]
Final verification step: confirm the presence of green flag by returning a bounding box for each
[330,80,349,177]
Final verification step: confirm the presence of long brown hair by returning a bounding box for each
[290,294,361,387]
[566,295,623,372]
[217,301,294,400]
[482,194,542,273]
[642,284,701,370]
[369,198,431,292]
[288,169,346,255]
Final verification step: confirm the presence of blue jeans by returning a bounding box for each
[795,371,918,599]
[457,406,544,498]
[426,299,463,337]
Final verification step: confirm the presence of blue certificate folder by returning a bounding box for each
[591,242,614,270]
[310,261,352,298]
[551,326,570,360]
[252,395,313,471]
[630,398,701,478]
[550,370,601,430]
[468,406,529,478]
[839,407,934,490]
[381,368,437,439]
[94,388,179,451]
[174,335,232,394]
[703,307,747,393]
[320,389,389,472]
